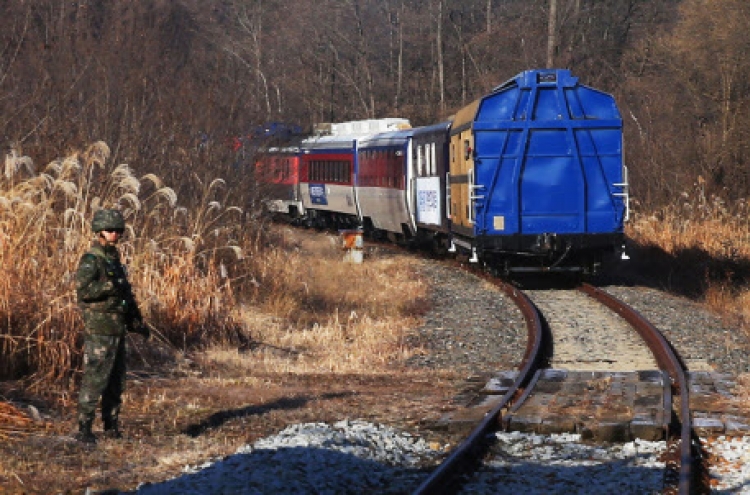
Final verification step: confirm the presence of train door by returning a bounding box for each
[403,137,418,234]
[449,129,475,234]
[449,100,480,237]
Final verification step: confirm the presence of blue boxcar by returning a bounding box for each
[449,69,628,273]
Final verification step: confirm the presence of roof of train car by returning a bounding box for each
[412,121,452,136]
[313,118,411,137]
[259,135,306,154]
[357,128,414,148]
[300,134,358,151]
[450,69,593,136]
[300,121,412,152]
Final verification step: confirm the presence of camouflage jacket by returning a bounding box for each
[76,243,143,336]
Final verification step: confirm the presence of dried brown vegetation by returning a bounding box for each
[625,184,750,333]
[0,142,248,388]
[0,141,432,392]
[0,158,441,493]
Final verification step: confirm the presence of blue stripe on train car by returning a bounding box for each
[471,69,625,238]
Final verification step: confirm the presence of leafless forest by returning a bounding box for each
[0,0,748,208]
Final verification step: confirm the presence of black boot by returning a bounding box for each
[103,417,122,439]
[75,419,97,444]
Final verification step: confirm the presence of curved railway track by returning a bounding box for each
[581,283,699,494]
[414,277,702,495]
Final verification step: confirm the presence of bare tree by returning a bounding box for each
[547,0,558,68]
[435,0,446,114]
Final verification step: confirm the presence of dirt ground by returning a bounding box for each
[0,346,466,495]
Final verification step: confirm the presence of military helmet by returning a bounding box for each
[91,209,126,233]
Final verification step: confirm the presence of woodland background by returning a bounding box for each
[2,0,748,209]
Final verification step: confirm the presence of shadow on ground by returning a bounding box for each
[182,392,355,437]
[595,238,750,301]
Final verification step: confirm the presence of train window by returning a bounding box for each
[425,145,431,176]
[420,146,426,177]
[424,146,429,176]
[412,146,422,177]
[446,174,452,218]
[394,155,398,188]
[389,153,394,187]
[391,151,396,187]
[430,143,437,175]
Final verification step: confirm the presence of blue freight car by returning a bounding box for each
[448,69,628,274]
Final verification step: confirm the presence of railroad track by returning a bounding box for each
[414,278,704,495]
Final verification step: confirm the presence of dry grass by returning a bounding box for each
[229,227,428,374]
[0,218,446,494]
[626,185,750,332]
[0,142,438,493]
[606,185,750,407]
[0,142,430,399]
[0,143,260,391]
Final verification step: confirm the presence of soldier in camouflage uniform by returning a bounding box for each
[75,209,150,444]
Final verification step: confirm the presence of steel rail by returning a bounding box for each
[412,280,546,495]
[578,283,693,495]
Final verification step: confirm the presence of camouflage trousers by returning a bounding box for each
[77,334,127,424]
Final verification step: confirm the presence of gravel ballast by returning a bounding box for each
[130,423,750,494]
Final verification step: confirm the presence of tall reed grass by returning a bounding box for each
[627,181,750,330]
[0,143,429,393]
[0,142,258,390]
